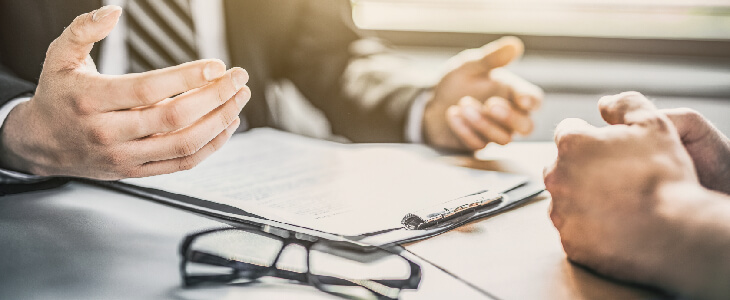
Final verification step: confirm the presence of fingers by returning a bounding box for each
[598,91,666,126]
[133,118,240,178]
[481,96,533,135]
[553,118,597,153]
[598,91,654,124]
[490,68,544,111]
[46,5,122,69]
[96,60,230,111]
[446,95,532,150]
[118,68,248,140]
[458,97,515,145]
[445,36,524,75]
[132,91,244,163]
[446,106,489,150]
[660,108,716,144]
[478,36,525,70]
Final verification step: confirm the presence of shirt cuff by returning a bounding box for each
[0,97,30,128]
[405,90,432,144]
[0,97,45,183]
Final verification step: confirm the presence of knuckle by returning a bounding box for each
[544,177,565,200]
[640,113,671,132]
[619,92,652,111]
[599,91,644,112]
[210,136,225,152]
[132,80,156,106]
[549,207,564,229]
[175,138,200,157]
[162,105,185,129]
[543,169,557,190]
[216,81,230,104]
[220,109,236,128]
[675,107,704,124]
[70,96,97,115]
[178,155,200,171]
[556,132,585,154]
[88,126,116,145]
[67,14,91,42]
[101,150,128,169]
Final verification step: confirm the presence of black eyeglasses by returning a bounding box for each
[179,225,421,300]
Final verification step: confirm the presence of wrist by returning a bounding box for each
[406,90,432,144]
[421,98,438,145]
[0,100,42,175]
[654,182,730,299]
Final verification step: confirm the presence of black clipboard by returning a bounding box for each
[90,129,545,247]
[92,178,544,248]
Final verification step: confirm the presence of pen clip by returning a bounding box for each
[401,190,504,230]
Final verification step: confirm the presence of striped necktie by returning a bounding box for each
[126,0,198,73]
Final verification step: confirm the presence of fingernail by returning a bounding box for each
[232,69,249,90]
[203,62,226,81]
[490,105,509,120]
[461,106,482,122]
[93,5,119,22]
[235,89,250,108]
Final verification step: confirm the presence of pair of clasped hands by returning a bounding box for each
[0,5,542,180]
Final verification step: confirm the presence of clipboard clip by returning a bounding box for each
[401,190,504,230]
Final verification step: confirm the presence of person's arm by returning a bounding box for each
[655,183,730,299]
[0,64,49,185]
[282,0,543,147]
[280,0,426,142]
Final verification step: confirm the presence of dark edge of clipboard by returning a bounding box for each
[353,180,546,247]
[81,180,366,245]
[82,179,544,248]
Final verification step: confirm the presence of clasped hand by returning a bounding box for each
[545,91,730,297]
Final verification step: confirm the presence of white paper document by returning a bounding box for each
[124,129,527,236]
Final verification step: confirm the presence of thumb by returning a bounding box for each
[598,91,662,126]
[46,5,122,69]
[479,36,525,70]
[661,108,718,145]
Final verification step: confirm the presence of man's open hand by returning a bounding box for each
[0,6,251,180]
[423,37,543,151]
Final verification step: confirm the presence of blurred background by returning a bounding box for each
[272,0,730,142]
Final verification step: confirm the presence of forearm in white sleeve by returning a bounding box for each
[404,90,433,144]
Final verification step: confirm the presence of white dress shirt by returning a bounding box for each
[101,0,230,75]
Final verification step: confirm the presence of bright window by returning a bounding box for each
[352,0,730,40]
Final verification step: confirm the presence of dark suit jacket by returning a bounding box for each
[0,0,428,143]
